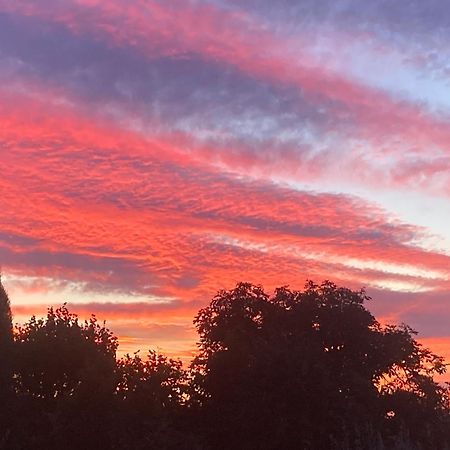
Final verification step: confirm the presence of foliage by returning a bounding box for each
[0,280,449,449]
[14,304,118,399]
[117,350,187,408]
[192,281,450,449]
[0,278,12,350]
[111,351,192,450]
[0,278,13,444]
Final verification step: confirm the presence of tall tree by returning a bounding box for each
[14,304,118,400]
[0,276,13,447]
[192,281,450,449]
[11,305,119,450]
[0,276,13,359]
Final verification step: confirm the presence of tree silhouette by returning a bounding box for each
[0,277,13,446]
[0,276,13,352]
[11,304,119,450]
[191,281,450,449]
[14,304,118,399]
[112,351,193,450]
[1,279,449,449]
[8,305,196,450]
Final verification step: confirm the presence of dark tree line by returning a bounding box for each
[0,279,449,449]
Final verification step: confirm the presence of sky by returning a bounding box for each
[1,0,449,366]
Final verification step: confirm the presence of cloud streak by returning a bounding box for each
[1,2,450,195]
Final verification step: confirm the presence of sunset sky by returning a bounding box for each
[1,0,449,365]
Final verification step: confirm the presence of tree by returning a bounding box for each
[117,350,187,413]
[0,277,13,446]
[14,304,118,399]
[11,304,119,450]
[2,279,449,449]
[192,281,449,450]
[0,276,13,355]
[112,351,194,450]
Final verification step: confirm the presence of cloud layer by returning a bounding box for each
[1,0,449,365]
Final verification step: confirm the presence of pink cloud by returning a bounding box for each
[1,1,449,195]
[1,91,448,304]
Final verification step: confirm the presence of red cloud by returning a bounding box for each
[1,91,448,303]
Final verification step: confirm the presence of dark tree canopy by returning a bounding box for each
[14,304,118,400]
[113,351,191,450]
[0,279,449,450]
[192,281,449,449]
[0,277,13,430]
[0,277,12,350]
